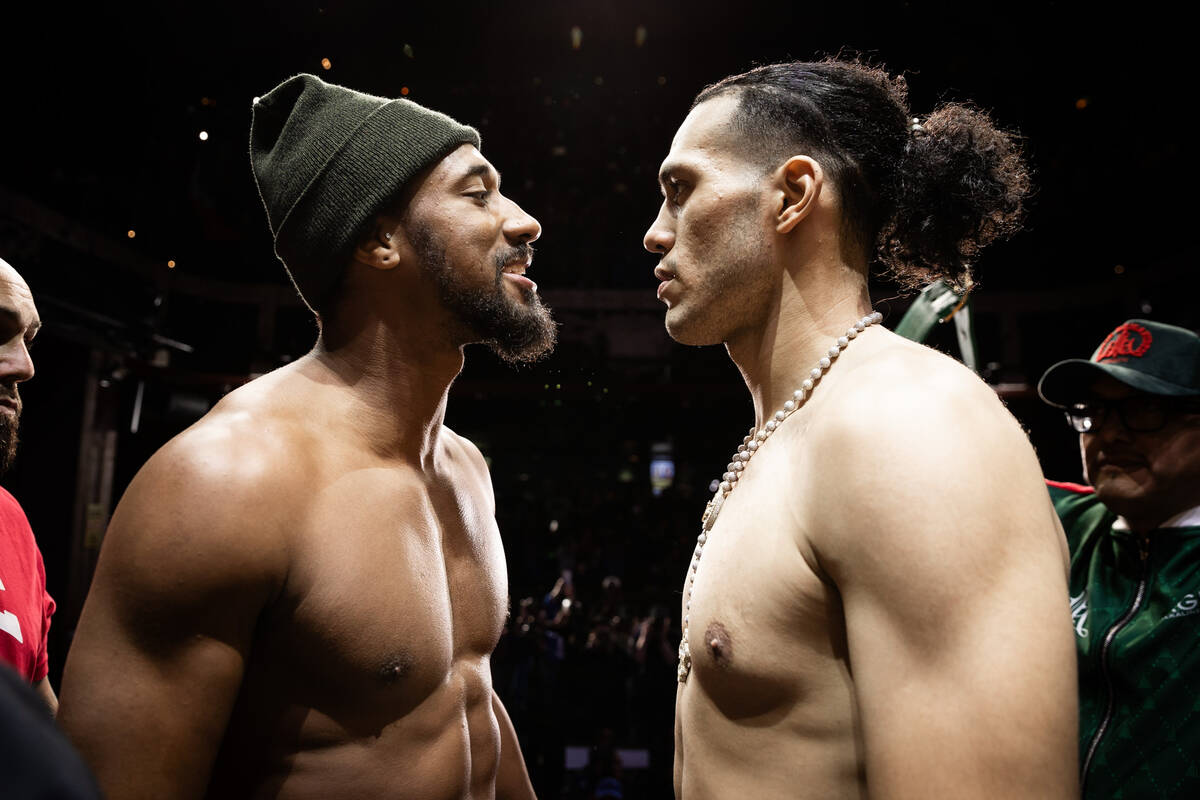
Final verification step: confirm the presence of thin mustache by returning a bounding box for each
[1097,449,1146,465]
[494,243,535,271]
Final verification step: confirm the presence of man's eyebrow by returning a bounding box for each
[461,162,500,187]
[0,305,40,336]
[658,162,693,192]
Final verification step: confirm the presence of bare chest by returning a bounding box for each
[679,444,852,718]
[246,471,507,725]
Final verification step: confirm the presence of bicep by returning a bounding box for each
[58,479,278,799]
[818,407,1077,797]
[60,603,249,799]
[839,538,1077,797]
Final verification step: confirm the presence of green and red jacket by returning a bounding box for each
[1050,480,1200,799]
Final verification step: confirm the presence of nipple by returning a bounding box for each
[378,652,414,684]
[703,621,733,667]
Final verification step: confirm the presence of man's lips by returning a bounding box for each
[501,259,536,291]
[501,257,531,275]
[1095,453,1148,472]
[504,272,537,291]
[1099,459,1146,470]
[654,264,676,302]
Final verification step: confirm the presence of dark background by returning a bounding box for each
[1,2,1192,797]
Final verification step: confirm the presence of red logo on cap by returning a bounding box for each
[1095,323,1153,362]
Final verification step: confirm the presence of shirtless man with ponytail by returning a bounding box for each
[644,59,1078,798]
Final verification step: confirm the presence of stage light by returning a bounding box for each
[1075,97,1088,110]
[401,86,410,96]
[198,131,209,141]
[650,442,675,496]
[167,260,176,268]
[571,26,582,49]
[127,230,136,238]
[635,25,647,47]
[403,43,414,59]
[321,57,332,70]
[1114,264,1125,274]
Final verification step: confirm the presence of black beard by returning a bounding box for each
[410,223,557,364]
[0,397,19,475]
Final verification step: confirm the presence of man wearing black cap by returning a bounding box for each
[58,75,549,800]
[1038,319,1200,799]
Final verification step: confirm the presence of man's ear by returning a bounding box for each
[774,156,823,235]
[351,213,405,271]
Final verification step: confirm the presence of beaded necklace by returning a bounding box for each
[677,311,883,683]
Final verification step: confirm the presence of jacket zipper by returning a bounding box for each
[1080,533,1151,792]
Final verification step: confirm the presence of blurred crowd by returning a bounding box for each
[491,480,695,799]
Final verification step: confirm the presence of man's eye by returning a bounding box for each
[467,190,490,202]
[668,181,687,206]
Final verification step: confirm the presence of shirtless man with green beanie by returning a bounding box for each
[58,74,552,800]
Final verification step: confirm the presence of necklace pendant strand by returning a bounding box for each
[702,491,725,532]
[677,312,882,683]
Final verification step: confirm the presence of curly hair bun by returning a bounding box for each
[884,103,1030,290]
[694,58,1032,291]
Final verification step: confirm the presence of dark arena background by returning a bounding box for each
[0,2,1190,797]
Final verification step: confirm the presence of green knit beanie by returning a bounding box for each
[249,73,481,312]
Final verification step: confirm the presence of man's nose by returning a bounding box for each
[0,339,34,385]
[503,201,541,244]
[643,207,675,254]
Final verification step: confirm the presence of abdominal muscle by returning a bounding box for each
[208,661,502,800]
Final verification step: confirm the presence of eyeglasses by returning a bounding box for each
[1065,396,1200,434]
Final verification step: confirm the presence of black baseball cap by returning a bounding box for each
[1038,319,1200,408]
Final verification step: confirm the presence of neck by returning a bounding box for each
[299,302,466,465]
[726,259,872,428]
[1120,511,1172,537]
[1116,500,1200,536]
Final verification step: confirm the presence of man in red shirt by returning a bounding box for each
[0,255,55,714]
